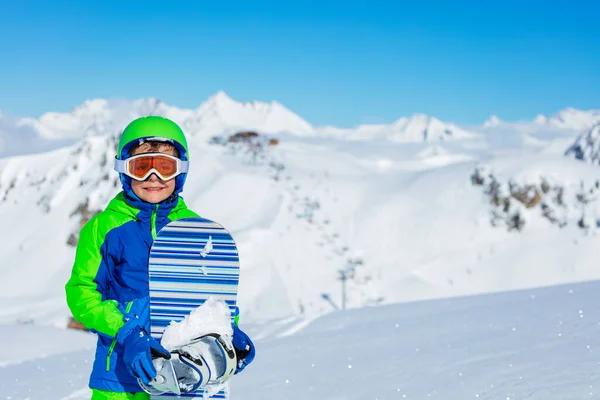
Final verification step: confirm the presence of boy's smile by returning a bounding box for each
[134,176,175,203]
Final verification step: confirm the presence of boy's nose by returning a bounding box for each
[147,173,160,182]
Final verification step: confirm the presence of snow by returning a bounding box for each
[160,297,233,351]
[3,281,600,399]
[535,107,600,131]
[0,97,599,326]
[1,94,600,398]
[483,115,502,128]
[0,92,488,159]
[0,324,95,368]
[156,297,234,397]
[565,123,600,164]
[315,114,477,142]
[2,92,315,154]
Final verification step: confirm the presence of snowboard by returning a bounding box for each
[148,217,240,399]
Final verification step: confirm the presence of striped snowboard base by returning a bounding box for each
[148,217,240,399]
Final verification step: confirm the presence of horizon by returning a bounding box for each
[1,1,599,128]
[1,90,597,129]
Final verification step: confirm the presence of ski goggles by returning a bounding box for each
[114,153,189,181]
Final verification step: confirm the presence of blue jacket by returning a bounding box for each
[65,189,199,392]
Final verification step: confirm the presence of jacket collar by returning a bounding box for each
[106,191,181,222]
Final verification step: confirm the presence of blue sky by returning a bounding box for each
[0,0,598,127]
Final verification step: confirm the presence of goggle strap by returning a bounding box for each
[114,159,128,174]
[179,160,190,173]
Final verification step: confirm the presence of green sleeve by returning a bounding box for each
[65,216,125,337]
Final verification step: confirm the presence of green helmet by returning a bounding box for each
[117,116,189,160]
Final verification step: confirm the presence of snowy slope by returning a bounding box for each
[565,123,600,164]
[2,280,600,399]
[1,95,600,398]
[0,94,599,329]
[0,118,598,328]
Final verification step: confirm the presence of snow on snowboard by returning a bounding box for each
[143,217,240,399]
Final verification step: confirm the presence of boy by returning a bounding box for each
[65,116,255,400]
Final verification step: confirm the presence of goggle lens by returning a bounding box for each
[128,154,179,180]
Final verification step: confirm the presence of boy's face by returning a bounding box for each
[130,143,177,204]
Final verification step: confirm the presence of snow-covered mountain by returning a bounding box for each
[316,113,477,142]
[0,112,73,157]
[0,93,483,159]
[565,123,600,164]
[483,115,502,128]
[0,93,599,330]
[534,107,600,132]
[13,91,315,142]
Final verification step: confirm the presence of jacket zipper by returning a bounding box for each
[151,204,159,239]
[105,205,159,371]
[106,300,134,372]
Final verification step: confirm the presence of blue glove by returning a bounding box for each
[116,318,171,384]
[232,324,255,374]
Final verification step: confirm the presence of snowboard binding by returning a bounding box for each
[139,333,238,395]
